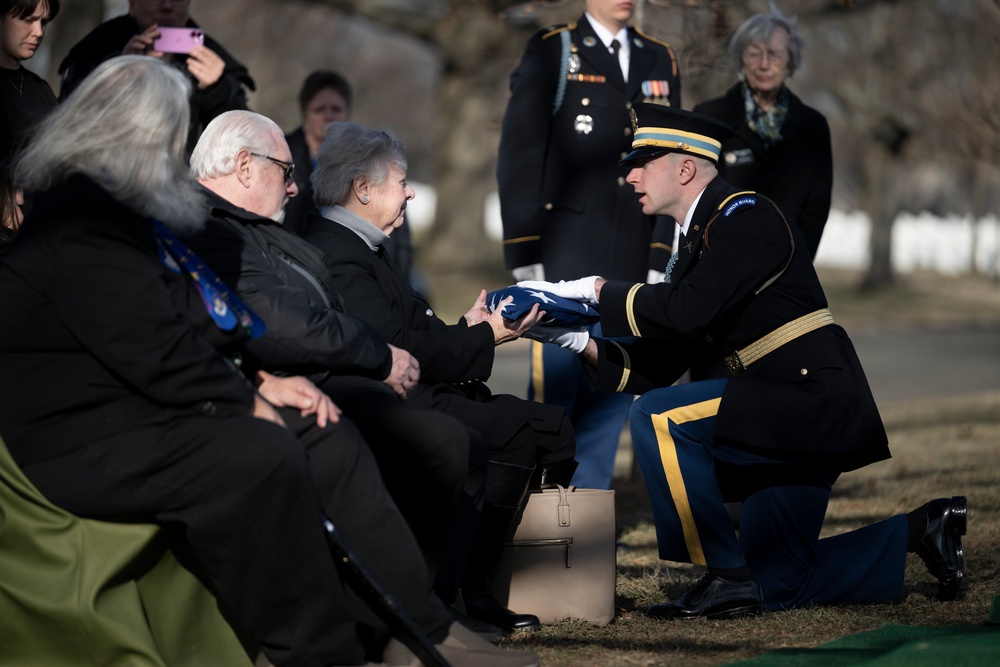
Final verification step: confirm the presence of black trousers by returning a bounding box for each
[17,408,452,667]
[406,381,576,477]
[317,375,485,586]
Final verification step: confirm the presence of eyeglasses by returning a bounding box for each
[250,153,295,183]
[742,47,788,66]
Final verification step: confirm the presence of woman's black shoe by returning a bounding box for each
[462,591,542,632]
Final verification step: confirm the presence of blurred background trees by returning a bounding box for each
[37,0,1000,290]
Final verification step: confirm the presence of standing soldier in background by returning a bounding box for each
[497,0,681,490]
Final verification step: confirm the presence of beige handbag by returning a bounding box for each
[492,485,617,626]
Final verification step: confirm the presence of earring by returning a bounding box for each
[362,196,369,203]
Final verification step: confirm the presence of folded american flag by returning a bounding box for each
[486,286,600,328]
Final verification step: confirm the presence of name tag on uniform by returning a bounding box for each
[724,149,754,167]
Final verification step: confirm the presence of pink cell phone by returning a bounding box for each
[153,27,205,54]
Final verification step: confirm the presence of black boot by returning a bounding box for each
[461,461,541,632]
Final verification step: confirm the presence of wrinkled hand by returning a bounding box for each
[255,370,340,428]
[516,275,601,305]
[185,44,225,89]
[252,393,287,428]
[523,325,591,353]
[384,344,420,398]
[487,297,543,345]
[462,289,489,326]
[123,24,160,56]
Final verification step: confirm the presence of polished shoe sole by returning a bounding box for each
[937,495,967,602]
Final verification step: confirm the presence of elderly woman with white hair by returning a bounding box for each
[0,56,535,667]
[694,5,832,260]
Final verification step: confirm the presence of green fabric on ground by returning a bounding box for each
[0,437,255,667]
[728,617,1000,666]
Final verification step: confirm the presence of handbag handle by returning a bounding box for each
[539,483,573,527]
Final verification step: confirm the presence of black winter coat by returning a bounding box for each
[182,191,393,384]
[693,84,832,258]
[0,175,255,465]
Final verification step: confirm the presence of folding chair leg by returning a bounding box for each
[322,518,451,667]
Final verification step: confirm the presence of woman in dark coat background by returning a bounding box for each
[0,0,59,162]
[694,6,832,259]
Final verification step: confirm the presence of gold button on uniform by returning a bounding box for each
[581,98,590,106]
[800,368,808,376]
[624,127,632,136]
[544,202,553,210]
[617,177,625,186]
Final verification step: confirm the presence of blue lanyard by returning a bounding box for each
[151,218,265,339]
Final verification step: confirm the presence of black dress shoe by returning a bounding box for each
[647,573,763,620]
[462,592,541,632]
[915,495,967,601]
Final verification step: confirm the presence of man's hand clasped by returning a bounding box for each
[385,344,420,399]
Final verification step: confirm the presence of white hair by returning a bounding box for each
[190,110,285,181]
[14,56,206,231]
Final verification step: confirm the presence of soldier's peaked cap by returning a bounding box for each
[621,103,734,166]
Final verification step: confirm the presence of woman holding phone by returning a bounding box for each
[57,0,254,152]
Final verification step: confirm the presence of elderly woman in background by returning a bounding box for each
[0,55,531,667]
[693,6,832,259]
[0,0,60,162]
[303,121,577,632]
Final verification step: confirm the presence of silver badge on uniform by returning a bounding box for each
[574,114,594,134]
[568,53,581,73]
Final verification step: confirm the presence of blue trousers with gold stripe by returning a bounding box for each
[528,322,634,490]
[631,379,909,610]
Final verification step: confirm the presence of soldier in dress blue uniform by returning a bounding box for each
[520,104,968,619]
[497,0,681,491]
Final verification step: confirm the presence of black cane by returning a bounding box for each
[322,517,451,667]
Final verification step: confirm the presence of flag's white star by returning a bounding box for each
[527,290,557,304]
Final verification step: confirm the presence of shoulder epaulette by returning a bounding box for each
[634,28,678,76]
[542,22,575,40]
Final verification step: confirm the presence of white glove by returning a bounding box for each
[523,326,590,354]
[512,263,545,282]
[647,269,666,284]
[516,275,600,305]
